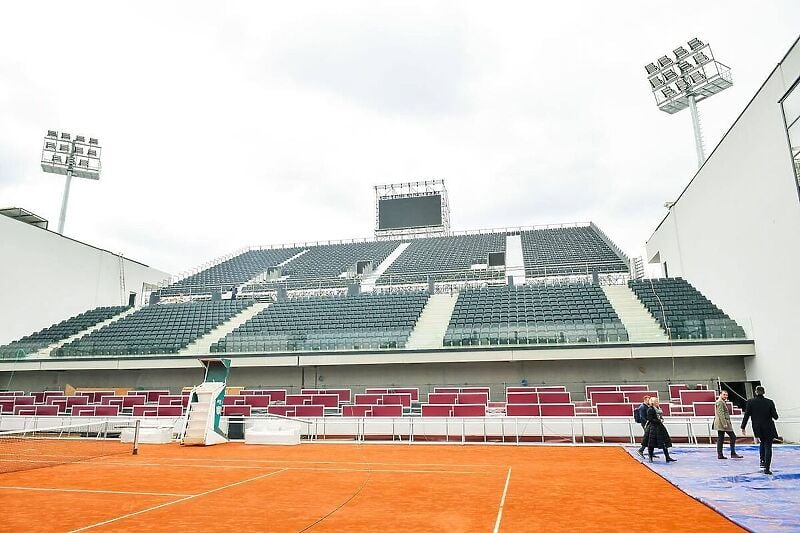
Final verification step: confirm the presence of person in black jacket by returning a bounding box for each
[635,395,651,457]
[741,386,779,475]
[642,397,677,463]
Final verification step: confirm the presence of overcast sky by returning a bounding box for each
[1,2,798,276]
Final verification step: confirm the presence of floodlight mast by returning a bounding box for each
[40,131,102,234]
[645,38,733,169]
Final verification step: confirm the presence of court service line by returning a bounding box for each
[290,466,487,475]
[0,485,191,497]
[493,467,512,533]
[152,457,500,468]
[67,468,288,533]
[69,460,488,475]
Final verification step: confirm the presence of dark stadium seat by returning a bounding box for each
[259,241,399,290]
[211,292,428,353]
[157,247,304,296]
[628,278,746,340]
[520,226,628,277]
[444,283,628,347]
[378,233,508,285]
[0,305,129,359]
[54,300,252,357]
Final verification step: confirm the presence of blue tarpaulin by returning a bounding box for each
[628,445,800,532]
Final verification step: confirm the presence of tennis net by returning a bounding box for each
[0,421,136,475]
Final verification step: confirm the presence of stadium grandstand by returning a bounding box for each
[1,15,798,533]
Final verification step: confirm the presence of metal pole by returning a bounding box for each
[687,94,705,169]
[57,170,73,234]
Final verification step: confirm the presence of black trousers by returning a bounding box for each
[716,430,737,455]
[759,438,773,470]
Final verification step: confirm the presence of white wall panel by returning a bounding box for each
[647,39,800,440]
[0,214,169,345]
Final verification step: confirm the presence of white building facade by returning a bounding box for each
[647,37,800,440]
[0,212,170,345]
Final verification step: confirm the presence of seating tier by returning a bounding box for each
[521,226,628,277]
[211,292,429,353]
[54,300,252,356]
[628,278,745,340]
[444,284,628,346]
[0,306,129,359]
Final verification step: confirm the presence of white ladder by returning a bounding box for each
[181,382,227,446]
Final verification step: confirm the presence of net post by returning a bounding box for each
[132,419,141,455]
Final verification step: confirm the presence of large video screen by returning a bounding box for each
[378,194,442,230]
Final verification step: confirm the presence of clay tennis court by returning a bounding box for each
[0,443,742,532]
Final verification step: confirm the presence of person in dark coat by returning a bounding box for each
[741,386,779,475]
[642,397,676,463]
[635,395,651,457]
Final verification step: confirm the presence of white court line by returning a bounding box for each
[0,485,190,497]
[67,468,288,533]
[63,460,488,475]
[287,466,487,475]
[156,457,499,468]
[493,467,512,533]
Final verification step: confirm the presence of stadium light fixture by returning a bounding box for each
[41,130,102,234]
[644,37,733,168]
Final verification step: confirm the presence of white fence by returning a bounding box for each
[4,415,796,445]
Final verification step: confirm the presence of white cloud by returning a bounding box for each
[1,1,798,273]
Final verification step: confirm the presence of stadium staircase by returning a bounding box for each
[179,302,270,355]
[32,307,137,358]
[602,285,668,342]
[360,242,410,291]
[504,234,526,284]
[406,293,458,349]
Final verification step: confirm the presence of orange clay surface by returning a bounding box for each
[0,443,743,533]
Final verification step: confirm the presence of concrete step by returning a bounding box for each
[602,285,668,342]
[504,234,526,285]
[406,293,459,349]
[361,242,410,292]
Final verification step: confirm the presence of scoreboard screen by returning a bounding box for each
[378,194,442,230]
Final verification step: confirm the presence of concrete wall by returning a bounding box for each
[0,355,746,402]
[0,214,170,345]
[646,39,800,439]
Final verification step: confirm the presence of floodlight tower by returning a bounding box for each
[40,130,102,234]
[645,38,733,168]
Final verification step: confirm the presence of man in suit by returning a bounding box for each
[713,390,742,459]
[741,386,779,475]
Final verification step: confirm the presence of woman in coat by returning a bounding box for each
[643,397,677,462]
